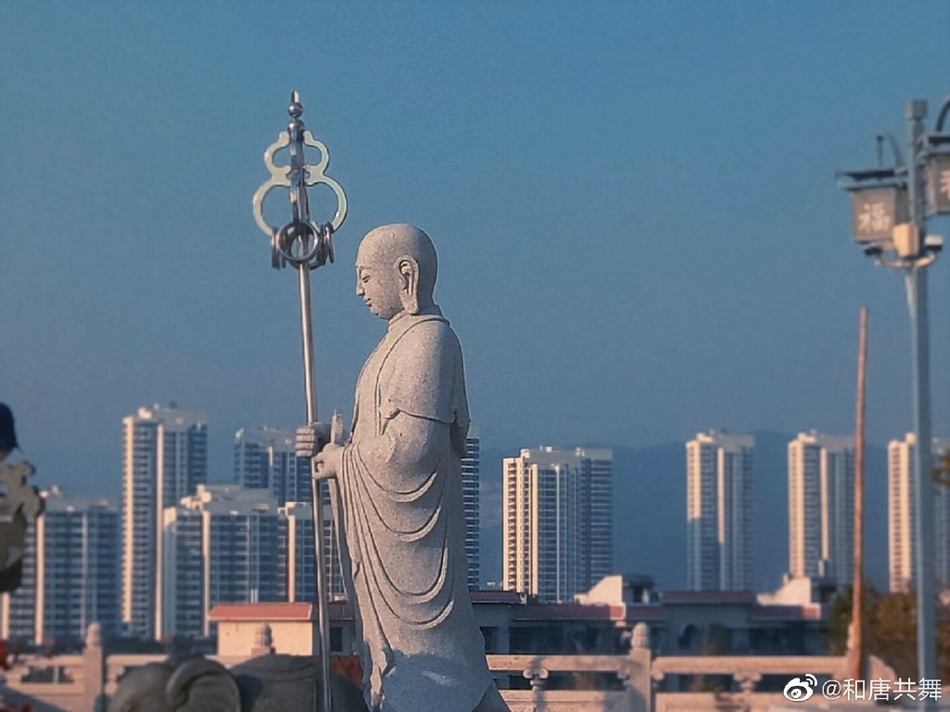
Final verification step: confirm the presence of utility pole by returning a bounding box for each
[848,306,868,682]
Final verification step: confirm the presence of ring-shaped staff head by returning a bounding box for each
[254,92,347,271]
[272,220,334,270]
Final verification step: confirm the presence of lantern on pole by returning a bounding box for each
[925,150,950,216]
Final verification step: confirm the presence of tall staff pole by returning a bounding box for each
[253,91,348,712]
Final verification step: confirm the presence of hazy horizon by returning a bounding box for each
[3,3,950,501]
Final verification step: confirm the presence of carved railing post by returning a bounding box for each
[735,671,761,695]
[522,664,548,712]
[522,665,549,690]
[622,622,652,712]
[82,623,107,712]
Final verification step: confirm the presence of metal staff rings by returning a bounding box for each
[252,92,348,271]
[272,220,334,270]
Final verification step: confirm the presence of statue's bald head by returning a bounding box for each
[356,224,438,318]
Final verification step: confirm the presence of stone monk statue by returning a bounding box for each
[298,224,509,712]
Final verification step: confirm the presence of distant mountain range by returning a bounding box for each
[478,432,889,593]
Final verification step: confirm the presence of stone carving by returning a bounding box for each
[300,225,509,712]
[109,654,367,712]
[631,622,651,651]
[108,657,241,712]
[230,654,367,711]
[0,404,44,592]
[251,623,275,656]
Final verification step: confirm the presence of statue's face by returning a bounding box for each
[356,261,403,321]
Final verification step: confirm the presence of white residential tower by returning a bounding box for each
[502,446,613,603]
[122,403,207,639]
[686,431,754,591]
[788,432,855,585]
[888,433,950,593]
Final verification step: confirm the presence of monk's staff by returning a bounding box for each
[253,91,347,712]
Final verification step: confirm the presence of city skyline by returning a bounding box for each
[4,4,950,504]
[4,404,950,643]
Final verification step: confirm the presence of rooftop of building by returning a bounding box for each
[507,445,614,466]
[209,586,824,627]
[177,484,279,513]
[41,486,116,513]
[233,425,296,447]
[209,600,355,622]
[689,430,754,447]
[126,402,207,427]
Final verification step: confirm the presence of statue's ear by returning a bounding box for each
[396,256,420,314]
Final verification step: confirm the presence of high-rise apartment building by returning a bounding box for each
[1,489,120,644]
[502,446,613,603]
[159,485,346,638]
[277,500,345,603]
[278,501,316,603]
[161,485,282,638]
[686,431,754,591]
[234,426,311,505]
[888,433,950,593]
[1,512,37,642]
[585,447,614,589]
[462,430,480,589]
[278,496,346,602]
[234,425,344,602]
[122,403,207,639]
[788,432,855,585]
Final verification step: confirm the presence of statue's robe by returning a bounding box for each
[336,306,491,712]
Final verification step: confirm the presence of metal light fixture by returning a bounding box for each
[846,181,908,245]
[836,97,950,712]
[925,151,950,216]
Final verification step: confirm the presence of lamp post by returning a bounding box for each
[837,96,950,711]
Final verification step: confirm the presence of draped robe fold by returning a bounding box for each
[336,306,492,712]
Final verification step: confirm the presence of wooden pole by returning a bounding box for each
[849,306,868,681]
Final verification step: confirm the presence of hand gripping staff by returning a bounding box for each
[252,91,347,712]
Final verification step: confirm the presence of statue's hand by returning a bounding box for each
[295,422,331,459]
[315,443,344,480]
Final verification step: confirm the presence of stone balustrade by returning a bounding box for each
[0,625,931,712]
[486,651,651,712]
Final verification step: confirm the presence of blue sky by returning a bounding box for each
[2,2,950,495]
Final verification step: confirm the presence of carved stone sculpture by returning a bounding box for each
[230,654,367,711]
[109,654,367,712]
[108,657,241,712]
[0,404,43,592]
[307,225,509,712]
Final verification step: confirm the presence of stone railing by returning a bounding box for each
[1,650,258,711]
[485,653,905,712]
[487,650,651,712]
[1,652,100,711]
[652,655,853,712]
[0,623,925,712]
